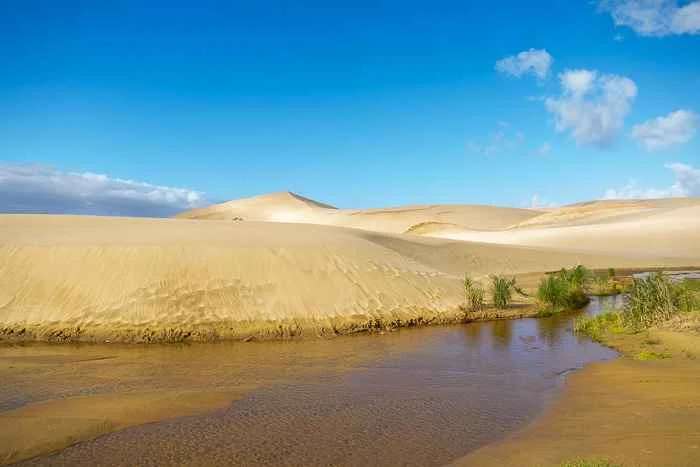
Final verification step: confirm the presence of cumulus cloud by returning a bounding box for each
[467,123,525,156]
[632,109,699,151]
[604,162,700,199]
[545,69,638,148]
[600,0,700,36]
[495,48,553,82]
[0,164,206,217]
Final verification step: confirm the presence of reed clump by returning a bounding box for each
[536,265,591,315]
[462,274,485,318]
[490,275,515,309]
[623,273,696,330]
[575,273,699,340]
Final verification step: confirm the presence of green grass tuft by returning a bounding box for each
[561,460,620,467]
[636,350,671,361]
[463,274,485,313]
[490,274,517,309]
[574,310,623,342]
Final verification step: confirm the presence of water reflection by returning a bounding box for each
[17,297,622,467]
[461,295,626,355]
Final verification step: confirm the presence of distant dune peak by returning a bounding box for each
[213,191,336,210]
[175,190,337,220]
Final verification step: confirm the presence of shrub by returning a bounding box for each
[463,274,485,312]
[537,266,591,313]
[559,264,589,291]
[490,275,517,309]
[568,288,590,309]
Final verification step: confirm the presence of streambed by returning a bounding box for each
[4,297,623,466]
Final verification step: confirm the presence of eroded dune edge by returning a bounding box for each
[2,195,699,343]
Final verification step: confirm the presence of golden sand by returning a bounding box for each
[2,195,699,342]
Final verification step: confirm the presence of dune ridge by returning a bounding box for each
[176,191,541,233]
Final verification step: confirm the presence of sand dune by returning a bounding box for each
[1,194,698,342]
[176,191,337,223]
[433,202,700,258]
[176,191,541,233]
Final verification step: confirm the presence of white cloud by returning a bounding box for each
[600,0,700,36]
[537,142,552,156]
[632,109,699,151]
[545,69,637,148]
[604,162,700,199]
[561,69,598,96]
[0,164,206,217]
[614,32,626,41]
[529,194,559,208]
[495,48,553,82]
[467,123,525,156]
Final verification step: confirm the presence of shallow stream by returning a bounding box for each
[6,296,624,466]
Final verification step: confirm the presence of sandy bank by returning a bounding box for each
[456,320,700,466]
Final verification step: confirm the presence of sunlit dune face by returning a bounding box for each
[267,210,307,223]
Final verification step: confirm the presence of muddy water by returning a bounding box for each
[8,298,621,466]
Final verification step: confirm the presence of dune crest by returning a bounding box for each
[177,192,542,233]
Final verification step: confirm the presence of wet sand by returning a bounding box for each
[2,304,616,466]
[458,319,700,466]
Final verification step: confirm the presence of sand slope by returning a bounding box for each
[433,202,700,258]
[1,195,699,342]
[179,193,700,258]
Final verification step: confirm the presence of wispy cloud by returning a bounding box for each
[0,164,206,217]
[495,48,553,82]
[604,162,700,199]
[536,142,552,156]
[632,109,699,151]
[599,0,700,36]
[467,123,525,156]
[529,194,559,208]
[545,69,638,148]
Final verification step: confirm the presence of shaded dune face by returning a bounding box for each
[1,194,699,342]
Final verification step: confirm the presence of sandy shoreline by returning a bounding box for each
[456,324,700,466]
[0,306,542,344]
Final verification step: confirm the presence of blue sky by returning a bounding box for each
[1,0,699,215]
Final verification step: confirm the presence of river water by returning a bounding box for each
[11,296,623,466]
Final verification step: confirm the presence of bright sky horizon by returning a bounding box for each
[1,0,699,216]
